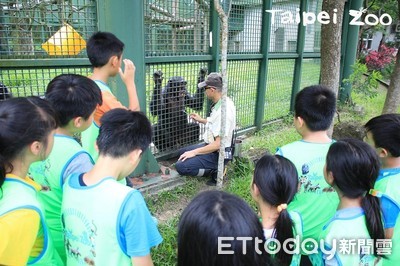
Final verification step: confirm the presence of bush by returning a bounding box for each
[365,44,396,71]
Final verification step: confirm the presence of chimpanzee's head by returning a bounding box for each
[165,76,187,111]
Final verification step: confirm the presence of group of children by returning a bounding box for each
[0,29,398,266]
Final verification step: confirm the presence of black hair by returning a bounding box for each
[0,97,58,188]
[326,138,385,256]
[178,190,271,266]
[364,113,400,157]
[294,85,336,131]
[86,31,124,67]
[97,109,152,157]
[45,74,102,127]
[253,154,298,265]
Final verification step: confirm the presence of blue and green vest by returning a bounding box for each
[29,134,93,263]
[62,175,132,265]
[0,176,62,265]
[375,168,400,266]
[319,208,382,265]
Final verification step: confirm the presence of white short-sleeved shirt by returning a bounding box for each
[203,97,236,148]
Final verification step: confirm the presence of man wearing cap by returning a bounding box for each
[175,72,236,186]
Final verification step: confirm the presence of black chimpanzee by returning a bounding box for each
[150,67,207,152]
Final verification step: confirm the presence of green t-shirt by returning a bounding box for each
[276,140,339,240]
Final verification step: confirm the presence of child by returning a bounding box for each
[178,190,272,266]
[29,74,102,262]
[321,138,384,265]
[251,154,302,266]
[81,31,140,161]
[0,97,61,265]
[276,85,339,242]
[62,109,162,265]
[364,114,400,265]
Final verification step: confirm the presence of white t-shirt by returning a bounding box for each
[203,97,236,148]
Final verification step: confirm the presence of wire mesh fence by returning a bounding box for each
[145,0,210,56]
[145,62,209,153]
[0,0,323,158]
[0,0,96,58]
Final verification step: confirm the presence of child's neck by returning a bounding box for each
[83,156,124,185]
[90,68,110,84]
[258,202,280,230]
[302,130,331,143]
[56,127,74,137]
[337,194,362,210]
[381,157,400,169]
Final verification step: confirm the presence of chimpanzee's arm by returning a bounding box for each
[185,67,207,111]
[150,70,163,116]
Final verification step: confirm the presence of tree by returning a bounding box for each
[382,0,400,114]
[320,0,346,96]
[213,0,231,189]
[357,0,398,56]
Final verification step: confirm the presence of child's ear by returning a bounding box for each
[325,171,335,186]
[29,141,42,156]
[296,116,305,127]
[251,182,260,198]
[73,117,83,128]
[377,147,389,158]
[129,149,142,165]
[110,55,120,67]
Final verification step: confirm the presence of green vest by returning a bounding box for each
[278,140,339,240]
[375,169,400,266]
[320,210,382,265]
[0,177,62,265]
[62,176,132,265]
[81,80,111,162]
[29,134,93,263]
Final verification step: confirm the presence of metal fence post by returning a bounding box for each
[290,0,308,112]
[254,0,272,130]
[340,0,363,103]
[97,0,160,175]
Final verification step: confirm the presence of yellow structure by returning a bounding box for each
[42,24,86,56]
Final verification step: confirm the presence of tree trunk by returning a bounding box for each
[320,0,345,136]
[382,49,400,114]
[320,0,346,94]
[214,0,230,189]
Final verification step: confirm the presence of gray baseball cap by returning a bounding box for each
[198,72,222,90]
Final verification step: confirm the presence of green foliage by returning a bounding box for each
[342,61,382,105]
[151,218,179,266]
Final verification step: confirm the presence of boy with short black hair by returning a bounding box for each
[82,31,140,161]
[62,109,162,266]
[29,74,102,262]
[364,113,400,265]
[276,85,339,242]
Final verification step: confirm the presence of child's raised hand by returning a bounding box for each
[119,59,136,85]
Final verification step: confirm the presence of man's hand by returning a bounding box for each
[178,150,198,162]
[190,113,203,123]
[119,59,135,86]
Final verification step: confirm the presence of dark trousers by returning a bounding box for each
[175,143,218,177]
